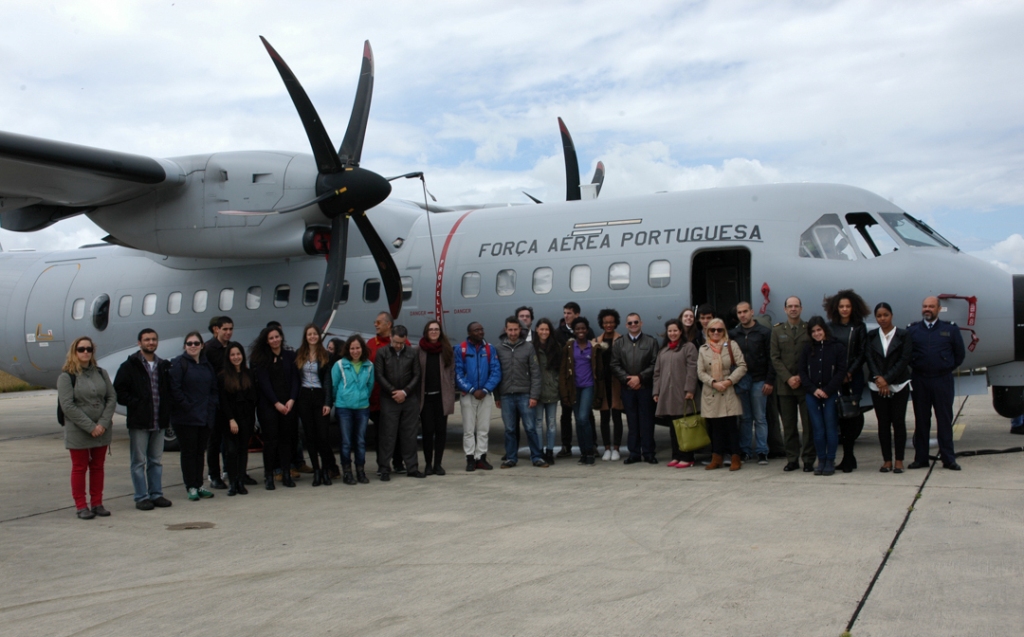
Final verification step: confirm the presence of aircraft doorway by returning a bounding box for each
[25,264,80,372]
[691,248,750,328]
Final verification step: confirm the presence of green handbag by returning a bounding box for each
[673,400,709,452]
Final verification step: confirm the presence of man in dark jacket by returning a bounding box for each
[610,313,660,464]
[375,325,423,480]
[204,315,233,489]
[731,302,776,465]
[114,328,173,510]
[495,317,544,468]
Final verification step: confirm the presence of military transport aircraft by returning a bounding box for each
[2,37,1023,431]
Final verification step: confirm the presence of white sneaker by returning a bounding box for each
[611,449,621,461]
[602,449,613,461]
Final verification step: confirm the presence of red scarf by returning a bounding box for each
[419,339,443,354]
[668,340,679,350]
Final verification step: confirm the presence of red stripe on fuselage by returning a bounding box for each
[435,210,475,325]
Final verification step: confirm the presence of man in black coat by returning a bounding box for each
[730,302,776,464]
[113,328,173,510]
[204,315,234,489]
[375,325,423,480]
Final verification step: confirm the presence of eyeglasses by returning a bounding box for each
[626,321,639,326]
[185,341,203,347]
[708,328,725,334]
[76,346,94,353]
[427,327,441,332]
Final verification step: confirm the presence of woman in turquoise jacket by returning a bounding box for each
[332,334,375,485]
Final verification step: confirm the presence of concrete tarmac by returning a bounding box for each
[0,390,1021,637]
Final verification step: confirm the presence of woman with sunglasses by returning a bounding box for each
[696,318,747,471]
[250,325,300,490]
[865,303,913,474]
[168,331,220,501]
[219,342,257,495]
[798,317,848,476]
[295,323,337,486]
[58,337,117,519]
[419,320,456,475]
[653,319,699,468]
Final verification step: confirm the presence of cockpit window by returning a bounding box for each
[879,213,954,248]
[799,214,857,261]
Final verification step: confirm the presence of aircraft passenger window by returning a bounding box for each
[193,290,208,313]
[142,294,157,316]
[92,294,110,331]
[462,272,481,298]
[496,270,516,297]
[246,286,262,310]
[798,214,857,261]
[401,277,413,302]
[274,285,290,308]
[167,292,182,315]
[364,279,380,303]
[648,260,671,288]
[340,280,350,304]
[532,268,553,294]
[71,298,85,320]
[845,212,900,257]
[570,265,591,292]
[118,295,133,318]
[608,263,630,290]
[303,283,319,306]
[219,288,234,311]
[879,213,953,248]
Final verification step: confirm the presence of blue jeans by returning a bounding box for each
[501,393,542,463]
[337,407,369,467]
[573,385,596,456]
[805,393,839,461]
[128,428,164,502]
[736,381,768,456]
[534,402,559,450]
[1012,415,1023,429]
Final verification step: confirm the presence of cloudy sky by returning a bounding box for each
[2,1,1022,270]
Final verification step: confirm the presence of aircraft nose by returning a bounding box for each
[1015,275,1024,361]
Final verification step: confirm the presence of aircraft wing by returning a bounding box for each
[0,130,185,231]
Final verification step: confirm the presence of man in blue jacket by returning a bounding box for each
[907,296,966,471]
[455,322,502,472]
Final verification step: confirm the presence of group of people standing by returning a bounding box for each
[56,290,967,519]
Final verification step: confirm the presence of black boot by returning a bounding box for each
[281,471,296,488]
[466,454,476,472]
[235,479,248,495]
[227,480,238,496]
[356,466,369,484]
[265,474,276,491]
[433,463,446,476]
[476,454,493,470]
[343,469,357,485]
[321,469,332,486]
[311,470,322,487]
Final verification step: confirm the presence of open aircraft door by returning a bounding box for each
[25,264,79,372]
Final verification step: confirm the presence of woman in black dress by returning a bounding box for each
[250,325,299,490]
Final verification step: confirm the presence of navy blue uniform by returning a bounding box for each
[907,318,966,466]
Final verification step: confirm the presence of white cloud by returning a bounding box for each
[969,234,1024,274]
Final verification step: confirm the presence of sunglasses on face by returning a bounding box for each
[76,346,94,353]
[185,341,202,347]
[708,328,725,334]
[626,321,639,326]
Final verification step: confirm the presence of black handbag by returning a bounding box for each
[838,394,859,419]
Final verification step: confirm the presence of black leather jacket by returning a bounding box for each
[609,333,659,387]
[829,321,867,378]
[375,345,421,400]
[729,323,776,384]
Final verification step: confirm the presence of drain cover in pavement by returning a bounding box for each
[166,521,216,531]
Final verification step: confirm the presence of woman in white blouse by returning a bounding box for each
[865,303,914,473]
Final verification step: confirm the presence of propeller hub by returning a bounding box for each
[316,167,392,218]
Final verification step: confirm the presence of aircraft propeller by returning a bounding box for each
[523,117,605,204]
[227,38,402,332]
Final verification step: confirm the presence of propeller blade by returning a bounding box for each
[522,191,543,204]
[558,117,581,201]
[338,41,374,167]
[260,36,344,174]
[590,161,605,197]
[351,211,403,318]
[312,215,350,333]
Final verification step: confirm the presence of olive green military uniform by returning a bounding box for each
[770,320,815,467]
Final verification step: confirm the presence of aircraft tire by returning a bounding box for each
[163,425,180,452]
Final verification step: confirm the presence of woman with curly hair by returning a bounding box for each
[823,289,869,472]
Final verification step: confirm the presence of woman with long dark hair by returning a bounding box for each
[594,309,624,461]
[798,316,847,476]
[250,325,299,490]
[219,342,256,495]
[333,334,375,484]
[533,318,562,465]
[169,330,220,500]
[824,289,869,472]
[58,336,116,519]
[419,320,456,475]
[865,303,913,473]
[679,308,700,345]
[295,323,337,486]
[653,319,699,468]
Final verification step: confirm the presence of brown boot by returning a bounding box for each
[729,454,742,471]
[705,453,723,470]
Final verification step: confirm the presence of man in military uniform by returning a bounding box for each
[907,296,966,470]
[770,296,815,472]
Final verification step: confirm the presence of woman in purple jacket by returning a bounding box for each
[250,325,299,490]
[798,316,847,476]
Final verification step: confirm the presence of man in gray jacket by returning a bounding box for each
[495,317,546,468]
[374,325,423,480]
[610,313,660,464]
